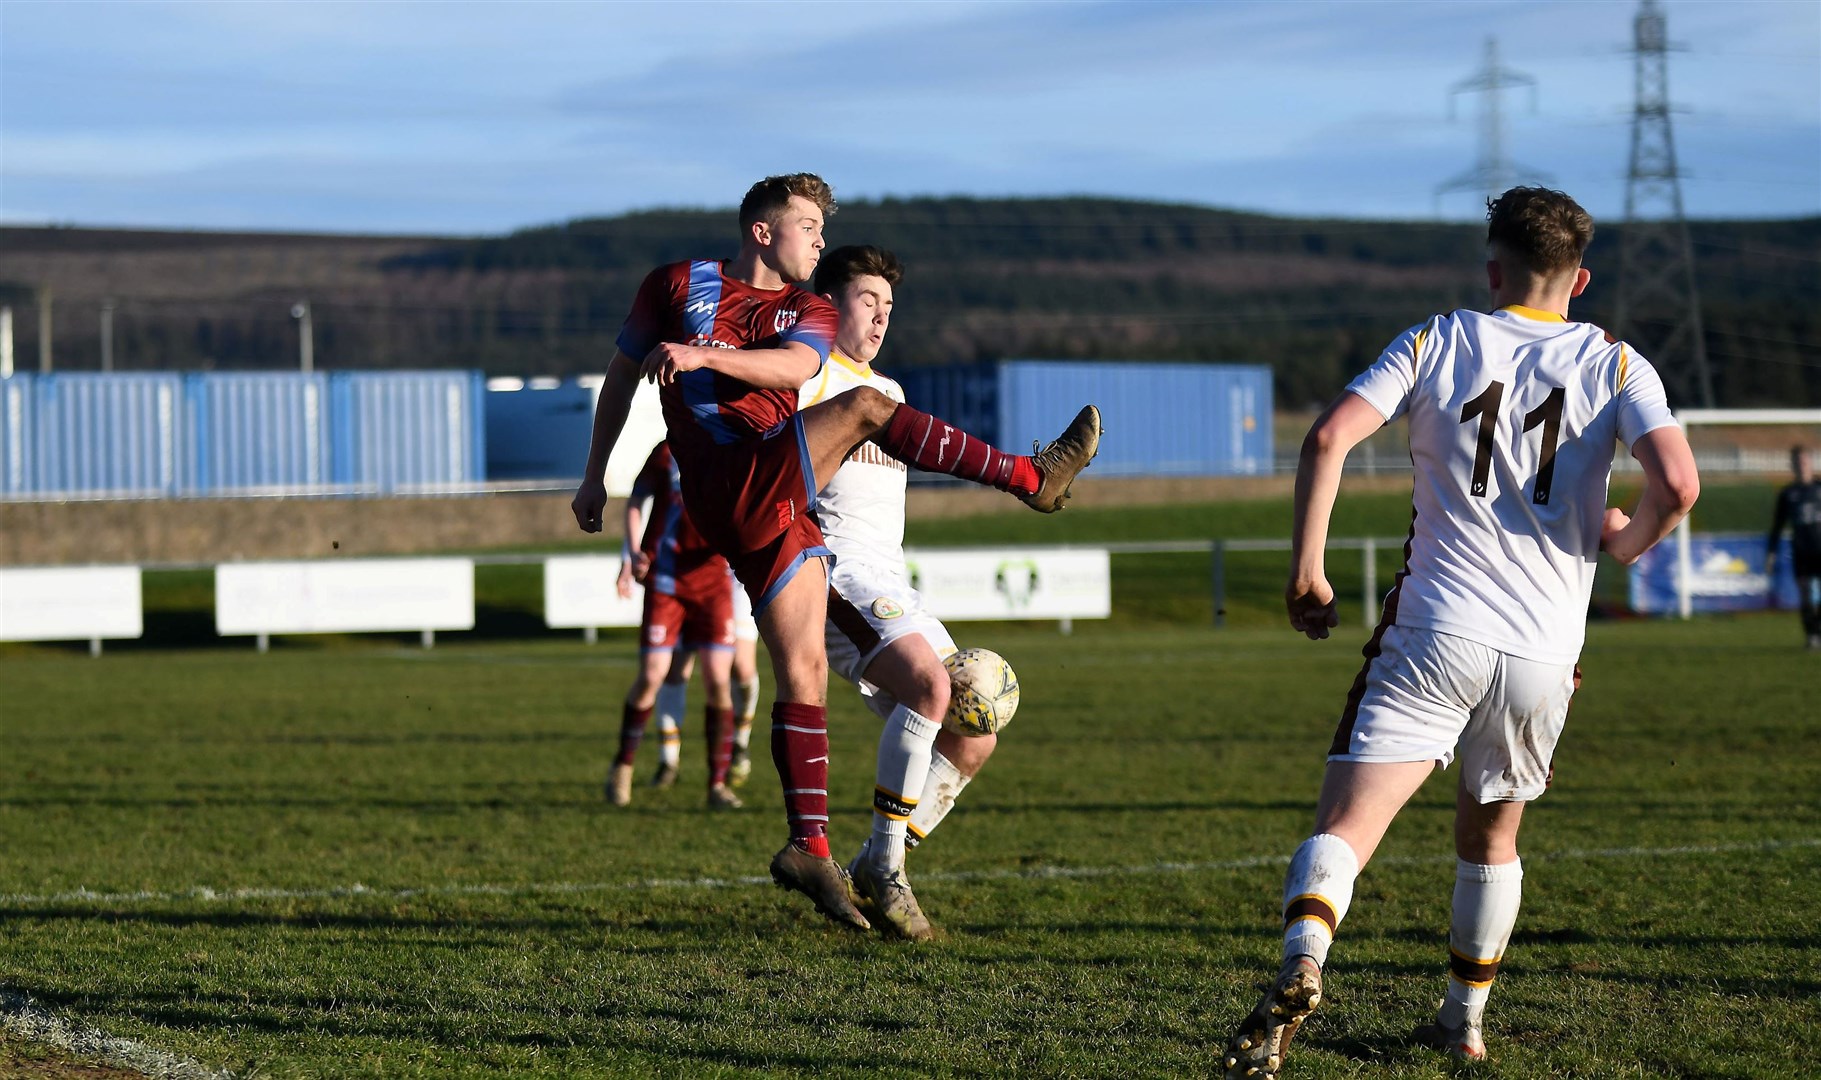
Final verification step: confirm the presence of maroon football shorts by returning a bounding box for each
[676,415,832,617]
[640,562,735,652]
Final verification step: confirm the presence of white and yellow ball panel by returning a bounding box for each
[942,647,1019,737]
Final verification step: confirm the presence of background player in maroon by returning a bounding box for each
[572,173,1101,930]
[608,440,741,811]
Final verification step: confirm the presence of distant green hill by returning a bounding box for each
[2,198,1815,407]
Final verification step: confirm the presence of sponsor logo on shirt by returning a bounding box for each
[846,443,907,471]
[687,335,736,350]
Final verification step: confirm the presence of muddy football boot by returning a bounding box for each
[768,842,871,931]
[1412,1016,1486,1062]
[1019,404,1102,513]
[849,857,934,942]
[1223,955,1323,1079]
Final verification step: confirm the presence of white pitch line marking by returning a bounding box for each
[1,837,1814,910]
[0,988,232,1080]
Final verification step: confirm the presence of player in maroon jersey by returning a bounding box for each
[572,173,1100,930]
[606,440,741,812]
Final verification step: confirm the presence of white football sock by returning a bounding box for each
[656,680,686,769]
[869,704,940,870]
[732,674,759,750]
[1438,858,1523,1029]
[904,750,969,851]
[1281,833,1360,969]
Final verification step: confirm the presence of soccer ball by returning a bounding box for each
[942,648,1020,736]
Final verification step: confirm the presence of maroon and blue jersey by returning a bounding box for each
[616,259,837,462]
[630,442,727,598]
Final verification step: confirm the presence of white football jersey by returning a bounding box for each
[799,353,909,570]
[1347,305,1678,663]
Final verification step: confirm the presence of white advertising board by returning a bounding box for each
[544,556,645,629]
[0,566,143,642]
[902,548,1110,622]
[215,559,475,637]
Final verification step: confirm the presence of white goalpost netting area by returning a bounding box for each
[1662,409,1821,619]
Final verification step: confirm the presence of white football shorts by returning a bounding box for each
[1331,624,1577,803]
[825,560,957,720]
[731,578,758,643]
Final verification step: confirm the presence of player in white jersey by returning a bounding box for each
[801,245,1001,941]
[1222,188,1700,1079]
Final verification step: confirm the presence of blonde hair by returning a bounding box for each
[739,173,836,231]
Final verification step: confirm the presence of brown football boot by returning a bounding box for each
[768,842,871,931]
[1019,405,1102,513]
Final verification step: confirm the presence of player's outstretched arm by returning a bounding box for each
[573,351,641,533]
[1288,392,1386,639]
[1602,425,1701,565]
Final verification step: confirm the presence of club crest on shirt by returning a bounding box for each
[774,308,800,333]
[871,597,904,620]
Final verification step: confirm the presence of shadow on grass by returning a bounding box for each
[7,980,985,1076]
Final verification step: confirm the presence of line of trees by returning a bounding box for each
[1,198,1815,408]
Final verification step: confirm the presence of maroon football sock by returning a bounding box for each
[877,404,1038,495]
[770,701,830,854]
[705,705,735,788]
[615,702,653,768]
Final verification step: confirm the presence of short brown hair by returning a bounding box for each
[1486,186,1594,277]
[738,173,836,230]
[813,245,903,297]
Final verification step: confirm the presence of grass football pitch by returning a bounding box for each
[2,488,1818,1078]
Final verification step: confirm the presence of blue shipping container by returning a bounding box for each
[894,360,1272,477]
[0,375,32,495]
[184,372,331,494]
[330,371,487,491]
[0,370,488,498]
[32,373,187,496]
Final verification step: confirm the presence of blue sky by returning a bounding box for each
[2,0,1815,235]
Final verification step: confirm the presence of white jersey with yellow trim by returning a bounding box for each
[1346,305,1678,664]
[800,352,910,570]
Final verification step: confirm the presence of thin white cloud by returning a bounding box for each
[0,0,1813,231]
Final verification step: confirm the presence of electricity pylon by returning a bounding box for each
[1436,37,1551,213]
[1614,0,1713,408]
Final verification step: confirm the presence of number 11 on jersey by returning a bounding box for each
[1460,381,1566,505]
